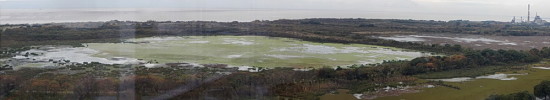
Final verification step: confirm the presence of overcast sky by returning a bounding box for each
[0,0,548,20]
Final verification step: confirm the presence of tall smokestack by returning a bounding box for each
[528,4,531,22]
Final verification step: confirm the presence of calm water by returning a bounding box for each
[0,8,514,24]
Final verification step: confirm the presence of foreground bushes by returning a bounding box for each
[486,91,535,100]
[486,81,550,100]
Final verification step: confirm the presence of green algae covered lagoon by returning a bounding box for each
[87,36,429,68]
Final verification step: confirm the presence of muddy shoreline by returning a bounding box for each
[377,33,550,50]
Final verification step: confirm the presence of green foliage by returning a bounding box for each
[401,48,543,76]
[486,91,535,100]
[0,47,30,58]
[300,20,322,25]
[317,67,336,78]
[534,81,550,99]
[413,65,516,79]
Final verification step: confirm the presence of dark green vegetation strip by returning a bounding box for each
[414,64,528,79]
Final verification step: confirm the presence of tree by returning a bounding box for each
[135,74,167,95]
[465,51,489,66]
[317,67,336,78]
[486,91,535,100]
[401,65,426,75]
[535,81,550,99]
[409,57,429,66]
[529,48,541,56]
[335,66,343,71]
[0,75,16,97]
[452,44,463,52]
[73,76,99,100]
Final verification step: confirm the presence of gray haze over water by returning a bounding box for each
[1,0,549,24]
[0,8,522,24]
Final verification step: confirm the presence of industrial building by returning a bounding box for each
[512,4,548,25]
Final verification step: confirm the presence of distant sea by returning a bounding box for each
[0,8,517,24]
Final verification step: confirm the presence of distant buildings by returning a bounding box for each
[511,4,548,25]
[533,14,548,25]
[511,16,516,23]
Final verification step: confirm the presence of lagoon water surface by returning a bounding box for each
[86,36,428,68]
